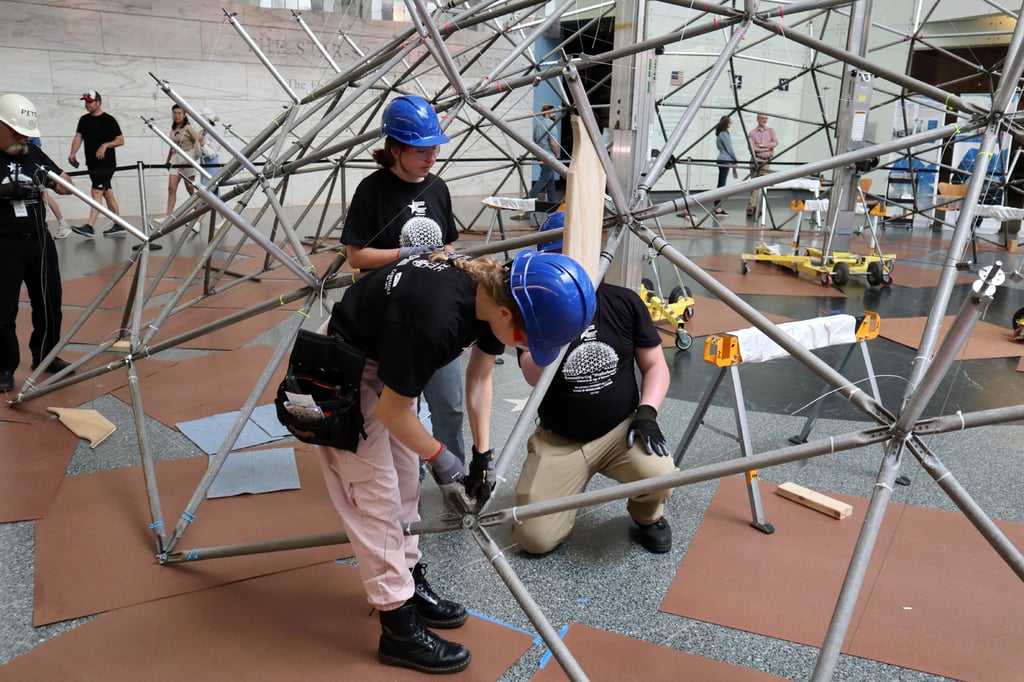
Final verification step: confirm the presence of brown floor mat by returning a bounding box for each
[110,345,286,427]
[530,622,784,681]
[710,266,848,297]
[660,477,1024,681]
[879,316,1023,360]
[49,275,182,309]
[33,446,351,626]
[0,419,79,522]
[4,562,532,682]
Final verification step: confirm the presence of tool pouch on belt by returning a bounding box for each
[275,329,367,451]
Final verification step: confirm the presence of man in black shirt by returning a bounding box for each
[0,93,75,392]
[513,211,676,554]
[68,90,125,238]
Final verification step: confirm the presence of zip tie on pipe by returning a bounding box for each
[181,511,196,524]
[149,521,164,529]
[956,409,966,431]
[187,549,201,561]
[829,436,835,456]
[875,481,893,493]
[295,310,310,318]
[511,506,522,525]
[945,93,953,110]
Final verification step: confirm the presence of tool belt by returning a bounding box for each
[274,329,367,451]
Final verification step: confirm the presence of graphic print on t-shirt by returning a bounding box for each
[560,325,619,396]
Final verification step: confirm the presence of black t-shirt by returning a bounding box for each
[341,169,458,251]
[76,112,122,169]
[0,146,61,231]
[537,284,662,441]
[329,254,503,398]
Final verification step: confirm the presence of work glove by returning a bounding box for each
[0,181,38,201]
[464,446,495,502]
[426,445,464,487]
[626,404,670,457]
[398,245,433,259]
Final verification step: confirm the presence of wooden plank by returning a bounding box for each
[774,481,853,520]
[562,115,604,285]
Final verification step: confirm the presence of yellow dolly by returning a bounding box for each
[639,279,696,350]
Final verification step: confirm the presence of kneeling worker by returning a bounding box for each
[512,211,677,554]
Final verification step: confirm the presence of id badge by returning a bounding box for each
[13,200,27,218]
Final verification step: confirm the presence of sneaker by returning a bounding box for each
[71,224,95,238]
[0,370,13,392]
[630,516,672,554]
[54,223,72,239]
[676,211,690,218]
[509,212,532,221]
[103,225,127,238]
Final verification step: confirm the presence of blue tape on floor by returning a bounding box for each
[537,623,569,669]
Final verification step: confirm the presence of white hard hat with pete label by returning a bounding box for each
[0,93,41,138]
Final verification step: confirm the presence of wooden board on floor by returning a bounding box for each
[0,420,79,522]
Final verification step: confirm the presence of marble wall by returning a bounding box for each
[1,0,528,222]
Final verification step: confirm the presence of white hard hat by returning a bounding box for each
[0,93,40,137]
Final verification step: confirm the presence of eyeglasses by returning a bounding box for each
[407,146,440,158]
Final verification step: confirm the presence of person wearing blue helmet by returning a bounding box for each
[341,95,468,470]
[514,210,677,555]
[318,249,595,674]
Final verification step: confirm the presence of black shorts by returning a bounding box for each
[88,167,116,191]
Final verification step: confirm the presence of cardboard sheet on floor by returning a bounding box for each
[660,477,1024,681]
[531,622,784,681]
[110,345,286,427]
[51,275,181,309]
[4,562,534,682]
[67,305,290,351]
[47,407,116,447]
[660,294,791,344]
[706,267,847,297]
[879,316,1024,360]
[190,278,306,309]
[87,254,229,280]
[177,404,289,455]
[886,264,974,288]
[228,244,342,281]
[0,420,79,522]
[206,447,301,499]
[691,252,748,272]
[33,446,350,626]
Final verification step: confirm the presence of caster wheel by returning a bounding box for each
[832,261,850,286]
[675,329,693,351]
[820,273,832,287]
[741,262,750,275]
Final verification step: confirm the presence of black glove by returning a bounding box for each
[426,445,464,487]
[626,404,669,456]
[398,245,433,258]
[464,446,495,502]
[0,181,38,201]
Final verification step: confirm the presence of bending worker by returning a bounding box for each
[512,211,677,555]
[340,95,466,464]
[319,249,595,674]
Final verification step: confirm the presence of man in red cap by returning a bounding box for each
[68,90,125,237]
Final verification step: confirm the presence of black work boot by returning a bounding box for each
[409,562,468,629]
[378,603,471,674]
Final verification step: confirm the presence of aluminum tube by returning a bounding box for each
[225,10,300,103]
[141,116,211,180]
[472,528,589,681]
[895,275,995,436]
[292,11,340,73]
[640,20,749,197]
[913,403,1024,434]
[633,225,892,423]
[255,176,316,273]
[126,364,167,555]
[192,183,319,287]
[812,445,903,681]
[46,171,146,240]
[902,126,1002,401]
[756,0,856,15]
[473,0,577,92]
[634,120,977,221]
[752,16,983,117]
[482,424,892,528]
[12,340,121,404]
[165,297,315,552]
[908,437,1024,581]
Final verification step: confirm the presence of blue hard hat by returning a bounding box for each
[536,210,565,253]
[509,250,596,367]
[380,95,450,146]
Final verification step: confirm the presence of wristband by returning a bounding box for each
[426,442,444,461]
